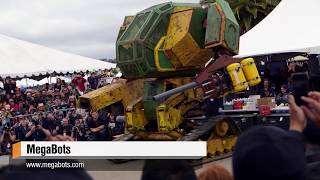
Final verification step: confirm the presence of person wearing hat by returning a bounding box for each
[233,95,307,180]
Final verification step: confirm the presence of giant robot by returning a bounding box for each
[79,0,261,156]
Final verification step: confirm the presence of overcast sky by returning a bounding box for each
[0,0,198,59]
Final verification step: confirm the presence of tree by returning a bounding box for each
[227,0,281,34]
[200,0,281,33]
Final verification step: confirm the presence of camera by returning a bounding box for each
[32,119,40,127]
[3,123,11,131]
[1,118,11,132]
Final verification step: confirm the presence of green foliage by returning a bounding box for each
[227,0,281,33]
[111,67,120,75]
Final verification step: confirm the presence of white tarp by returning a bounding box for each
[0,34,116,78]
[237,0,320,58]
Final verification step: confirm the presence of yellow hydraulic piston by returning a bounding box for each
[226,63,248,92]
[240,58,261,87]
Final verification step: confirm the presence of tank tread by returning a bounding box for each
[180,115,226,141]
[192,152,232,167]
[113,133,135,141]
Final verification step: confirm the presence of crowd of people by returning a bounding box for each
[1,92,318,180]
[0,71,124,154]
[260,79,290,104]
[0,69,319,179]
[140,93,320,180]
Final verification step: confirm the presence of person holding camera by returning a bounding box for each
[107,112,124,138]
[67,109,82,126]
[13,117,30,142]
[25,118,46,141]
[0,125,15,154]
[42,113,58,135]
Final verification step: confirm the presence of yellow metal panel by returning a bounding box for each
[131,109,147,130]
[186,48,213,67]
[122,79,145,107]
[224,136,237,151]
[78,79,145,111]
[173,6,192,13]
[164,9,211,67]
[164,9,192,49]
[154,36,176,72]
[156,105,182,132]
[171,33,201,66]
[207,138,224,155]
[126,108,133,129]
[79,80,127,111]
[156,105,168,131]
[131,102,148,130]
[164,9,193,67]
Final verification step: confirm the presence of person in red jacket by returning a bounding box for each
[71,73,86,95]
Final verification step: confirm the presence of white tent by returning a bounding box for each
[16,76,73,88]
[237,0,320,58]
[0,34,116,78]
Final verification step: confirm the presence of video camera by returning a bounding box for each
[32,119,40,126]
[3,122,11,131]
[31,115,41,127]
[0,117,12,132]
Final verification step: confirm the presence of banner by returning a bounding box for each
[12,141,207,159]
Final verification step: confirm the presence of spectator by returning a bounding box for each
[27,104,36,114]
[14,117,30,141]
[260,79,275,97]
[276,84,289,105]
[67,109,81,126]
[0,126,15,154]
[107,112,124,137]
[233,127,306,180]
[68,95,76,107]
[0,70,117,153]
[42,113,57,135]
[72,73,87,95]
[72,119,86,141]
[198,164,232,180]
[8,99,19,112]
[57,118,73,136]
[3,79,15,95]
[142,160,197,180]
[86,111,107,141]
[88,72,99,90]
[25,121,46,141]
[37,103,46,112]
[54,78,62,91]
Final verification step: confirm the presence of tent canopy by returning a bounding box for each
[237,0,320,58]
[0,34,116,79]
